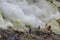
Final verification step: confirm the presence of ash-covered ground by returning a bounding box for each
[0,28,60,40]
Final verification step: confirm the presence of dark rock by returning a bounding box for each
[56,0,60,2]
[7,33,20,40]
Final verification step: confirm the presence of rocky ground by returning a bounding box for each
[0,28,60,40]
